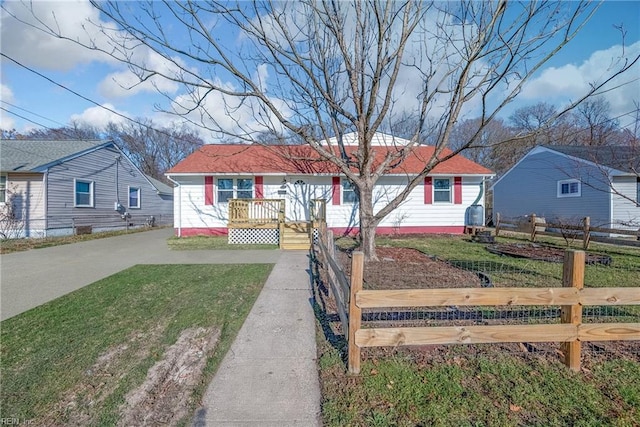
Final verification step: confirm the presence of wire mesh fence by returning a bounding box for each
[312,239,640,368]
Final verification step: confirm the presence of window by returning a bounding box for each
[557,179,581,198]
[217,178,234,203]
[0,175,6,203]
[637,177,640,203]
[433,178,451,203]
[342,179,357,204]
[129,186,141,209]
[74,179,94,207]
[217,178,254,203]
[237,179,253,199]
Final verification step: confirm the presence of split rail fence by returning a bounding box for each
[495,213,640,249]
[317,230,640,375]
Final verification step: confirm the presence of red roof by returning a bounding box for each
[167,144,493,176]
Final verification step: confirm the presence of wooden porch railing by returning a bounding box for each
[228,199,284,227]
[311,198,327,227]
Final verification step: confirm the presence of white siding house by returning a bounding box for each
[166,133,494,240]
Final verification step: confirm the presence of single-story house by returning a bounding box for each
[166,133,494,246]
[492,145,640,230]
[0,139,174,238]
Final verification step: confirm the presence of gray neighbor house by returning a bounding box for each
[0,139,173,238]
[492,145,640,231]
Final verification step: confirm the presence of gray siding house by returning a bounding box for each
[0,139,173,238]
[492,145,640,231]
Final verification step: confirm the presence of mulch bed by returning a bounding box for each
[338,247,482,289]
[317,244,637,365]
[486,243,612,265]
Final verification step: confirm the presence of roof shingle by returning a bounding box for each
[0,139,109,172]
[167,144,494,176]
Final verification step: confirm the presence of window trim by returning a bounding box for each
[0,174,6,204]
[74,179,94,207]
[216,177,254,204]
[342,179,357,204]
[128,186,141,209]
[433,178,452,203]
[557,179,581,198]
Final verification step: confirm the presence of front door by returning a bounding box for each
[285,179,311,222]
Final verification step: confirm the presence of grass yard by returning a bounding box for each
[318,233,640,426]
[0,263,272,425]
[167,235,278,250]
[0,227,157,255]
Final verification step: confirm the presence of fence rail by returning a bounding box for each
[317,227,350,336]
[495,213,640,249]
[314,230,640,375]
[345,250,640,374]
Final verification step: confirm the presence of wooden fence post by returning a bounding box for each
[582,216,591,250]
[348,251,364,374]
[495,212,501,237]
[326,230,336,286]
[530,213,537,242]
[561,250,585,372]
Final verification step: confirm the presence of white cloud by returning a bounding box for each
[1,1,185,99]
[98,50,186,98]
[0,0,117,71]
[70,104,128,128]
[0,84,16,129]
[521,41,640,119]
[170,76,294,140]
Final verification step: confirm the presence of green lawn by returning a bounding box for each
[318,233,640,426]
[0,263,273,425]
[0,227,157,254]
[167,235,278,250]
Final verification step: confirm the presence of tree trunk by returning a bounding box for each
[358,184,380,261]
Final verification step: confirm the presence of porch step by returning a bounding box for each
[281,222,311,250]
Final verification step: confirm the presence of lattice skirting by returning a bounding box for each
[229,228,280,245]
[312,228,319,243]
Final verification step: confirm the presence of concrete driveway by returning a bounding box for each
[0,228,282,321]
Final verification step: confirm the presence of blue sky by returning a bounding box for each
[1,1,639,139]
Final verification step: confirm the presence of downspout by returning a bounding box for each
[115,156,120,208]
[472,178,484,206]
[166,175,181,237]
[43,171,48,236]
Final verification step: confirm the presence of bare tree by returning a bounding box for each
[106,119,204,183]
[15,0,640,259]
[15,123,103,140]
[449,117,514,170]
[574,97,620,146]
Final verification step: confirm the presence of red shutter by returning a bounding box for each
[424,177,432,204]
[454,176,462,204]
[205,176,214,205]
[332,177,341,205]
[255,176,264,199]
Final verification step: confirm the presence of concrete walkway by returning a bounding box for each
[192,250,322,427]
[0,228,281,320]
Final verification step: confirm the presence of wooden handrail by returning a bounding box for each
[228,199,284,224]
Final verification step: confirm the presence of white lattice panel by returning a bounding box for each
[229,228,279,245]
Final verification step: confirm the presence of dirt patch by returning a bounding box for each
[486,243,612,265]
[41,323,168,426]
[339,247,482,289]
[118,327,220,426]
[38,325,219,426]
